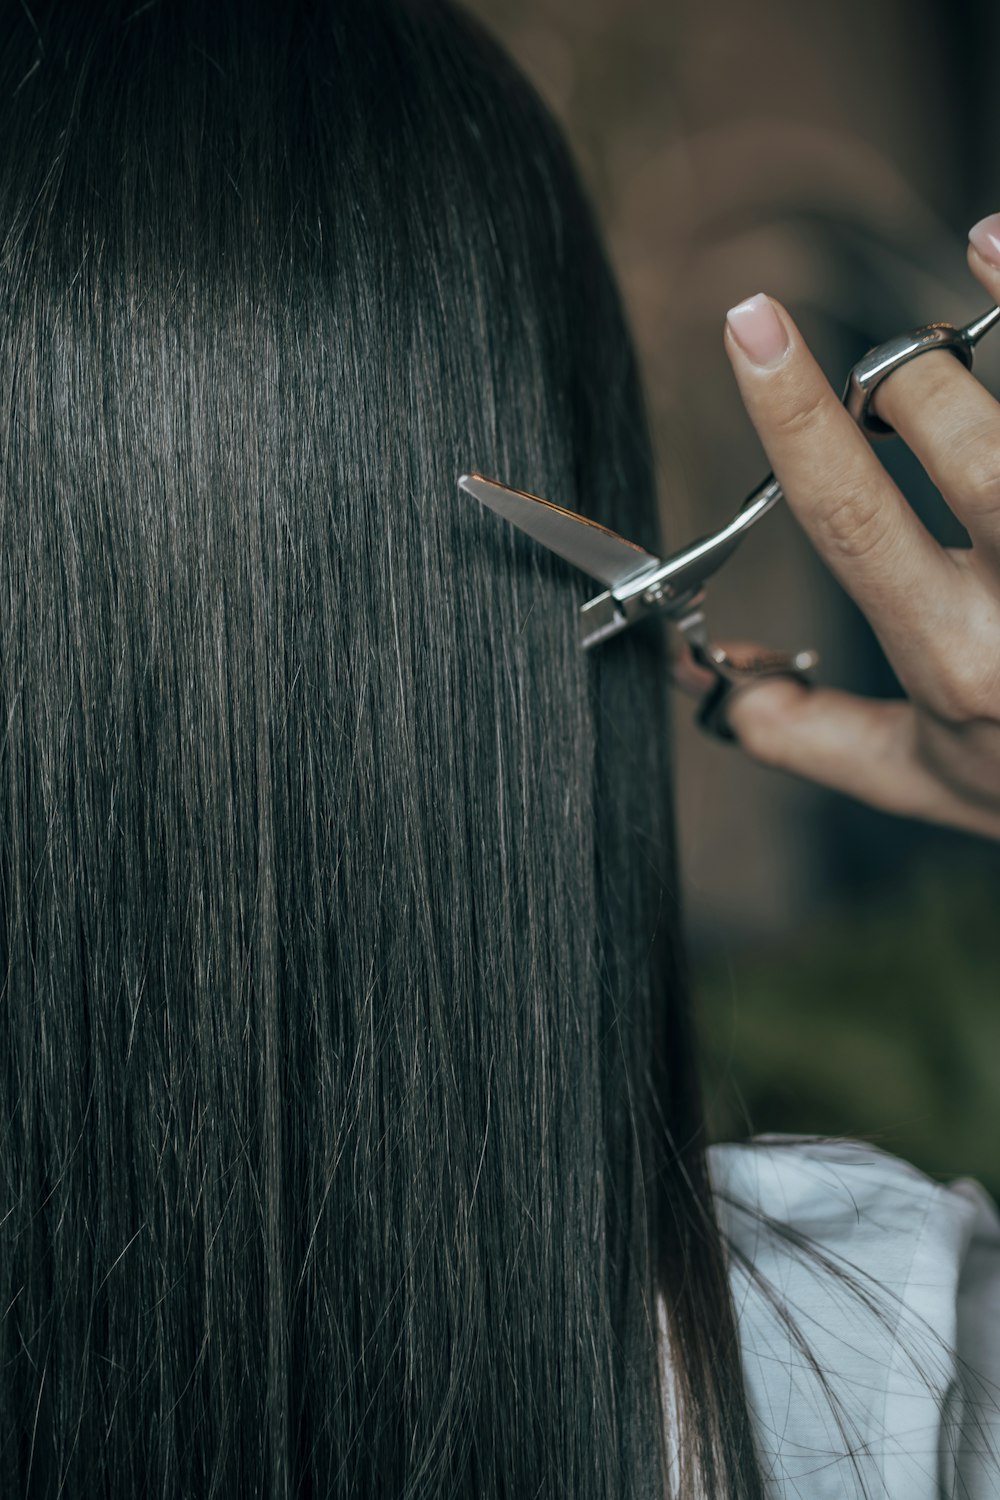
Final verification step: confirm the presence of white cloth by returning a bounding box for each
[699,1135,1000,1498]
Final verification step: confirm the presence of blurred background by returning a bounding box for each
[463,0,1000,1197]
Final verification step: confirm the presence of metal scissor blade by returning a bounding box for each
[457,472,661,591]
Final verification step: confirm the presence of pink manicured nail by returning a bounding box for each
[725,293,789,369]
[969,213,1000,268]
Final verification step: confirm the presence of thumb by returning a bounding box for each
[669,635,922,813]
[722,677,942,820]
[677,640,1000,835]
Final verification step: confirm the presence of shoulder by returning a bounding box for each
[709,1132,995,1266]
[706,1135,1000,1499]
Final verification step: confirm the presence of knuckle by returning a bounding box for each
[923,587,1000,724]
[960,438,1000,516]
[820,487,894,563]
[738,716,785,767]
[729,687,795,766]
[927,651,999,724]
[769,383,827,440]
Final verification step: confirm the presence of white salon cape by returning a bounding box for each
[665,1136,1000,1498]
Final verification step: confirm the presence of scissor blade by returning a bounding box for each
[458,472,660,591]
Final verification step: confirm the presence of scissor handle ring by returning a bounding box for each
[843,322,976,437]
[688,640,820,743]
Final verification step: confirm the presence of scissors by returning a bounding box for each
[458,303,1000,741]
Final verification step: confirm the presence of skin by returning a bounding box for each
[674,242,1000,843]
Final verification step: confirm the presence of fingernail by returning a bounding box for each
[725,292,790,369]
[969,213,1000,268]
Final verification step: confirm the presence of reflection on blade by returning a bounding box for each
[458,472,660,591]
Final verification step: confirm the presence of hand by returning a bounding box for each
[675,218,1000,841]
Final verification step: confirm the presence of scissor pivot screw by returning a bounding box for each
[642,582,670,606]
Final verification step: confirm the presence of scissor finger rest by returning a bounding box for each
[690,641,821,743]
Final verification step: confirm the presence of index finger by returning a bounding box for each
[722,293,958,668]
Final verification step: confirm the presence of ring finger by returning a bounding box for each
[869,344,1000,571]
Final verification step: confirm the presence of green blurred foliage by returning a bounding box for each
[695,855,1000,1201]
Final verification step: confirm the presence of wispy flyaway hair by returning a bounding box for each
[0,1,765,1495]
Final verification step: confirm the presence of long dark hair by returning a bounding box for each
[0,1,764,1494]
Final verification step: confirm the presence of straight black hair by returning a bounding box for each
[0,1,767,1494]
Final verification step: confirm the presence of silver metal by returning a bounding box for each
[679,603,820,742]
[843,304,1000,435]
[577,474,783,648]
[457,303,1000,740]
[456,472,659,590]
